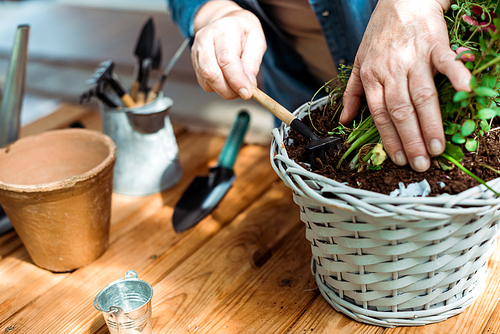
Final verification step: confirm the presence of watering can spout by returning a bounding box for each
[0,24,30,147]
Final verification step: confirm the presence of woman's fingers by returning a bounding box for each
[191,8,265,100]
[341,0,469,172]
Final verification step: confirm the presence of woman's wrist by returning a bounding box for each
[194,1,244,33]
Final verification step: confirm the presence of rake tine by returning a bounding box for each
[79,87,96,104]
[319,147,326,164]
[309,151,316,171]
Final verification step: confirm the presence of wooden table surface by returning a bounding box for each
[1,104,500,334]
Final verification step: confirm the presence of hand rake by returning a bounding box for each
[252,86,341,170]
[88,60,136,108]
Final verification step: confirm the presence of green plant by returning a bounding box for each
[315,0,500,195]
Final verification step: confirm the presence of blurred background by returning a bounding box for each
[0,0,273,144]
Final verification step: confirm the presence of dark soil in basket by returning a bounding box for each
[285,104,500,196]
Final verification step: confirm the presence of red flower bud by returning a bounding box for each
[456,46,475,62]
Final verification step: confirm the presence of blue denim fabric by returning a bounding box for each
[166,0,377,122]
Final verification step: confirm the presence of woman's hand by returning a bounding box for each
[192,1,267,100]
[341,0,471,172]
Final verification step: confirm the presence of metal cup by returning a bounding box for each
[99,92,183,196]
[94,270,154,334]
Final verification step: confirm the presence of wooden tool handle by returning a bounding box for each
[130,81,140,100]
[121,94,137,108]
[136,91,146,106]
[145,81,161,103]
[251,86,296,126]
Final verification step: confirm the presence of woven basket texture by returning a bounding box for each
[270,96,500,327]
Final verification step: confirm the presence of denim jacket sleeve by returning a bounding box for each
[166,0,211,38]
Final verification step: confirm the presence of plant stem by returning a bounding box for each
[441,153,500,196]
[472,54,500,75]
[480,163,500,174]
[336,126,379,169]
[346,116,374,144]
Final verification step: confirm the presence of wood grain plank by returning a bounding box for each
[143,143,279,282]
[0,248,69,322]
[73,107,102,131]
[384,238,500,334]
[285,294,384,334]
[0,230,23,259]
[19,103,95,137]
[147,181,306,334]
[481,296,500,334]
[0,143,277,333]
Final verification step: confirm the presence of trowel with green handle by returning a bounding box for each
[172,110,250,233]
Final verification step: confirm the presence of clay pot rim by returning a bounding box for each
[0,128,117,193]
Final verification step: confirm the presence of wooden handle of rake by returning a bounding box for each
[252,86,321,142]
[251,86,296,126]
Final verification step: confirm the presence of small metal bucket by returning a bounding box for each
[99,93,183,196]
[94,270,154,334]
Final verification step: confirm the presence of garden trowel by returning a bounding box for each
[172,110,250,233]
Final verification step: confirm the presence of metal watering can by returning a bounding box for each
[0,25,30,236]
[98,91,183,196]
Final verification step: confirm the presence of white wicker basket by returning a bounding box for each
[270,96,500,327]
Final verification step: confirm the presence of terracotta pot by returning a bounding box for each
[0,129,116,272]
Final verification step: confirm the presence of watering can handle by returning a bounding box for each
[0,24,30,146]
[125,270,139,279]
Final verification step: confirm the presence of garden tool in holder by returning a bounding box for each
[88,60,136,108]
[0,24,30,236]
[130,17,155,100]
[252,86,341,170]
[79,82,119,109]
[146,37,190,103]
[135,58,151,105]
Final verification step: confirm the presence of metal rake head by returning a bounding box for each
[305,136,342,170]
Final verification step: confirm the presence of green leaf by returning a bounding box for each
[452,133,466,144]
[444,101,454,116]
[451,4,459,10]
[461,99,469,108]
[444,122,459,135]
[494,17,500,31]
[476,96,490,106]
[492,104,500,116]
[470,76,478,89]
[465,62,474,70]
[479,36,488,52]
[465,138,478,152]
[461,119,476,136]
[444,142,464,162]
[438,156,454,170]
[480,119,491,132]
[477,108,497,119]
[367,165,382,171]
[453,91,469,102]
[474,86,499,97]
[481,74,497,89]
